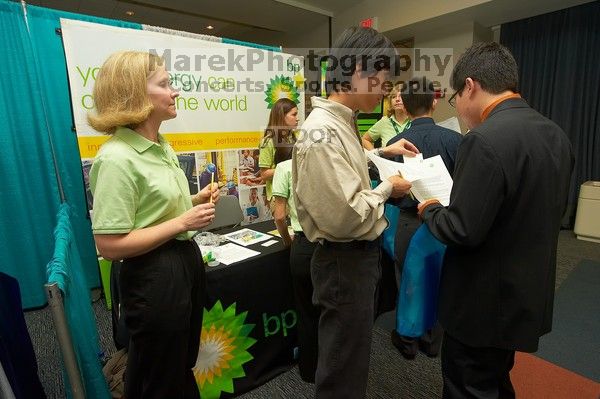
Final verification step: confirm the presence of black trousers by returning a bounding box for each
[120,239,205,399]
[442,333,516,399]
[394,209,442,355]
[311,240,381,399]
[289,233,319,383]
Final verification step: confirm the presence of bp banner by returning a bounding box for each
[61,19,304,225]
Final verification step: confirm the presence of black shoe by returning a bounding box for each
[418,339,439,358]
[390,330,418,360]
[298,369,316,384]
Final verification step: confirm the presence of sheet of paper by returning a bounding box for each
[207,243,260,265]
[403,153,423,164]
[437,116,462,134]
[366,151,453,206]
[366,150,430,181]
[222,228,272,246]
[365,150,403,181]
[261,240,278,247]
[405,155,453,206]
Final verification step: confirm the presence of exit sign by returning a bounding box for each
[360,17,378,29]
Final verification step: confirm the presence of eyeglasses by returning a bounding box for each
[448,90,459,107]
[448,83,468,107]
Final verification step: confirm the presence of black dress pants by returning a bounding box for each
[311,239,381,399]
[442,332,516,399]
[289,233,319,383]
[120,239,205,399]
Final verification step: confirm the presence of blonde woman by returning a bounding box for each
[88,51,218,399]
[362,83,411,149]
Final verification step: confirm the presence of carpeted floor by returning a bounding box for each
[235,324,444,399]
[509,258,600,399]
[23,230,600,398]
[536,259,600,381]
[511,352,600,399]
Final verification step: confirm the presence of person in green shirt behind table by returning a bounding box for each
[272,146,319,383]
[258,98,299,202]
[88,51,219,399]
[361,82,411,149]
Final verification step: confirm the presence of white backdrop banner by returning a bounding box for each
[62,19,304,225]
[60,18,305,158]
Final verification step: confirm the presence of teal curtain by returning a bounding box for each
[0,0,141,308]
[47,203,111,399]
[0,0,60,308]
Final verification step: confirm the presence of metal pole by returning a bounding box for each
[20,0,66,203]
[44,283,86,399]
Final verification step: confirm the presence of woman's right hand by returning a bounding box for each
[180,203,216,231]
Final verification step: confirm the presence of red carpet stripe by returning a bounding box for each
[511,352,600,399]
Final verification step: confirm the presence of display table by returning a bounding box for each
[198,221,399,398]
[107,221,397,398]
[198,221,297,399]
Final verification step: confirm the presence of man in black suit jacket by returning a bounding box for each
[387,77,462,360]
[418,42,574,398]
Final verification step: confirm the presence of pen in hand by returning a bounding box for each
[397,170,415,200]
[209,172,214,204]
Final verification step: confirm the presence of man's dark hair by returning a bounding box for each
[325,27,397,93]
[401,76,435,116]
[450,42,518,94]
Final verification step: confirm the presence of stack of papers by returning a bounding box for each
[366,151,453,206]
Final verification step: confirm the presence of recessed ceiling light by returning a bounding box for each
[206,25,214,30]
[125,10,134,16]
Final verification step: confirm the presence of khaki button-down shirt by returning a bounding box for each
[292,97,392,242]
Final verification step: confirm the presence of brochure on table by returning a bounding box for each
[222,228,273,246]
[202,243,261,265]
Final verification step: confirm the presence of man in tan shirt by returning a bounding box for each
[292,27,418,398]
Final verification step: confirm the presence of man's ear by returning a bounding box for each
[464,77,477,97]
[432,98,438,110]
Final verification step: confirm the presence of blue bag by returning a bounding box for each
[382,203,400,259]
[395,224,446,337]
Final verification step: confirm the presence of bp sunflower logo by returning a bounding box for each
[264,75,300,108]
[193,301,256,399]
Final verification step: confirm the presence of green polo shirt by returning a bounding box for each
[258,137,275,199]
[367,115,411,146]
[90,127,194,240]
[259,133,296,200]
[271,160,302,232]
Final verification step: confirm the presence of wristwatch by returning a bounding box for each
[376,148,385,157]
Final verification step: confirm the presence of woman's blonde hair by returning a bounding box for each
[87,51,164,134]
[386,82,403,117]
